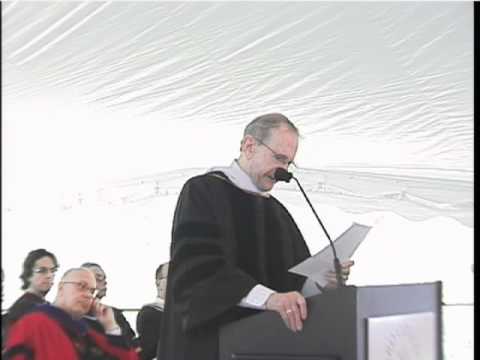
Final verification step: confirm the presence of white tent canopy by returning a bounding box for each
[3,1,472,224]
[2,1,473,341]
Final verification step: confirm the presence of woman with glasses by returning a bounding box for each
[2,248,59,345]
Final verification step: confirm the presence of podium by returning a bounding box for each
[219,282,442,360]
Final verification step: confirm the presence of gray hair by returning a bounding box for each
[155,262,169,281]
[243,113,299,142]
[80,262,103,271]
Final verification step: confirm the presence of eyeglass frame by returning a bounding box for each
[32,266,58,275]
[253,137,297,168]
[61,281,98,296]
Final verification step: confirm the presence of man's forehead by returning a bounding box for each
[63,270,95,283]
[268,126,298,152]
[264,126,295,145]
[271,124,298,137]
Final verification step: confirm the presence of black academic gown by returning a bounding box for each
[136,303,164,360]
[158,172,311,360]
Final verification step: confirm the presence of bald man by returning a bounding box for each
[3,267,139,360]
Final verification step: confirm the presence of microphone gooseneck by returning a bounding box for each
[274,168,344,287]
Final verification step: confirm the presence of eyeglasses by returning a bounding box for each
[32,266,58,275]
[253,137,296,167]
[61,281,98,296]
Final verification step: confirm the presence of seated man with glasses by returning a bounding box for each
[80,262,137,347]
[3,267,139,360]
[136,262,169,360]
[3,248,59,343]
[158,113,354,360]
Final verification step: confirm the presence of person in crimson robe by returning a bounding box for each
[3,249,59,337]
[3,267,139,360]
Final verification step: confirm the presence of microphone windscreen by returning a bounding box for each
[274,168,293,183]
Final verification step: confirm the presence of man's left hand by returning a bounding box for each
[324,260,354,289]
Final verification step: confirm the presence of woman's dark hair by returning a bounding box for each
[20,248,58,290]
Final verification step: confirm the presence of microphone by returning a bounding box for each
[274,168,293,182]
[274,168,344,287]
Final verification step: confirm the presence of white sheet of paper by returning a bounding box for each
[289,222,372,287]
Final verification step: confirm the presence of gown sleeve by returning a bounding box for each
[169,176,258,331]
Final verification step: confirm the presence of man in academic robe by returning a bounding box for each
[80,262,137,346]
[3,267,139,360]
[136,262,169,360]
[157,113,354,360]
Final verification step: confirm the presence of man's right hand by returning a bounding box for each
[91,300,118,332]
[265,291,307,332]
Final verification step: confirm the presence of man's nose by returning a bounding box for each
[84,295,95,305]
